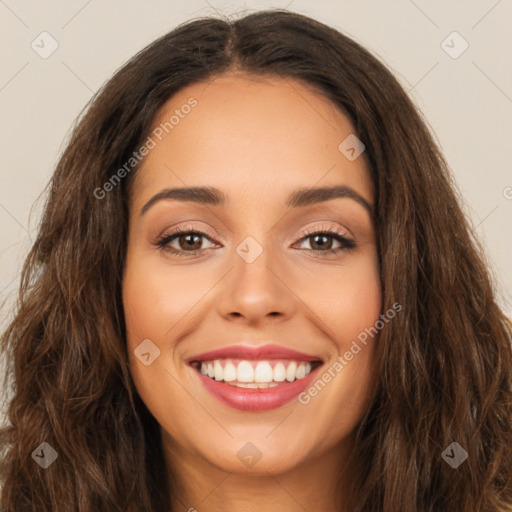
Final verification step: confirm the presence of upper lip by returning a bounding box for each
[188,344,323,363]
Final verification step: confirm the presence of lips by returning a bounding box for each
[188,344,324,411]
[188,344,323,363]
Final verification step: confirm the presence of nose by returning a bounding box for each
[216,240,296,326]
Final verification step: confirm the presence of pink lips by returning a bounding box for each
[188,344,323,411]
[188,344,322,363]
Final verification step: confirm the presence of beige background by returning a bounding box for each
[1,0,511,425]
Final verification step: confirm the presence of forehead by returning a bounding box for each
[131,72,373,208]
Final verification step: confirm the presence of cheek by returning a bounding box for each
[122,259,195,431]
[291,251,382,410]
[293,250,382,344]
[122,256,214,343]
[122,254,223,414]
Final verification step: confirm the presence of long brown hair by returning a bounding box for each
[1,9,511,511]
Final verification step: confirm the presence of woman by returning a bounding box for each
[1,9,511,512]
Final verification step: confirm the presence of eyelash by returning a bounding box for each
[154,224,357,258]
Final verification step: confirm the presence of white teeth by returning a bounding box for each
[223,362,237,382]
[226,381,275,389]
[273,362,286,382]
[237,361,254,382]
[254,361,273,383]
[197,358,317,387]
[214,360,223,381]
[286,361,297,382]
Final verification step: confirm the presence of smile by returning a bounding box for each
[188,344,324,411]
[191,359,320,388]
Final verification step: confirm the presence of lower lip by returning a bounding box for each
[192,364,322,411]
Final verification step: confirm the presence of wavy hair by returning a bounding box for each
[1,9,511,511]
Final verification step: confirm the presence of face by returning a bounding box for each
[123,72,382,477]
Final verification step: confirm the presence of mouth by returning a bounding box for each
[190,359,323,388]
[188,344,324,411]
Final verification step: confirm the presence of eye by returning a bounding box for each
[155,227,218,257]
[293,225,356,255]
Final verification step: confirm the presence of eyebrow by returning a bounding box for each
[140,185,373,216]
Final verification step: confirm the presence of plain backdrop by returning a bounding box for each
[1,0,511,426]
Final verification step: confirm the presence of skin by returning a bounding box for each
[123,72,382,512]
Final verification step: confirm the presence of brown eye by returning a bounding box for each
[308,234,334,251]
[293,226,357,255]
[155,229,218,255]
[177,233,203,251]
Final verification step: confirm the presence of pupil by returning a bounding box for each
[312,235,332,250]
[181,234,201,250]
